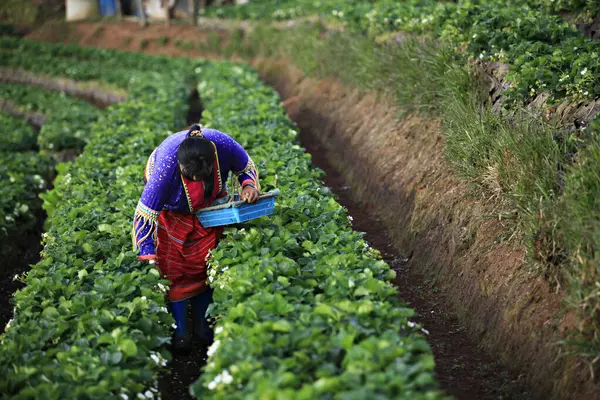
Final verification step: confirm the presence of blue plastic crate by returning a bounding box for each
[197,190,278,228]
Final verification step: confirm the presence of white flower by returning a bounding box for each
[144,390,154,399]
[5,318,13,331]
[150,353,161,365]
[149,352,168,367]
[120,394,129,400]
[160,307,168,313]
[407,321,416,328]
[141,296,147,301]
[171,323,177,329]
[348,279,355,288]
[215,326,223,335]
[581,68,588,75]
[137,394,145,400]
[207,339,221,357]
[157,283,167,293]
[208,369,234,390]
[208,276,214,283]
[221,370,233,384]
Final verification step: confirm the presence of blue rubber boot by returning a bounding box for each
[190,289,214,344]
[168,299,191,351]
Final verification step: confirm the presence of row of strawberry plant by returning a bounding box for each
[203,0,600,107]
[0,37,191,88]
[0,36,189,71]
[0,83,102,151]
[0,43,190,397]
[190,64,445,398]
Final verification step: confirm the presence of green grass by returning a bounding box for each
[236,24,460,115]
[557,132,600,359]
[202,21,600,367]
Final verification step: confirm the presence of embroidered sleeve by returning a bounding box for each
[132,149,176,259]
[228,137,260,192]
[234,157,260,192]
[132,201,161,259]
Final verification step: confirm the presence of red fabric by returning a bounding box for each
[156,167,225,301]
[156,212,224,301]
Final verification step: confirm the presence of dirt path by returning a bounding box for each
[23,20,561,400]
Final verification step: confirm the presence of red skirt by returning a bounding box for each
[156,211,224,302]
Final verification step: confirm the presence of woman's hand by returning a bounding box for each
[242,185,260,203]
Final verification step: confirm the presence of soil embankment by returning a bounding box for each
[0,68,126,107]
[26,20,600,400]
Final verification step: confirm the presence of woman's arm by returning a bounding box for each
[226,136,260,193]
[132,150,175,260]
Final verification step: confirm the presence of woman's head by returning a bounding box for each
[178,136,215,181]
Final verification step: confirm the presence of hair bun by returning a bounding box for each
[187,124,203,137]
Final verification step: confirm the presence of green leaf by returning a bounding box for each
[118,338,138,357]
[82,243,94,254]
[358,300,375,315]
[272,320,292,332]
[111,352,123,364]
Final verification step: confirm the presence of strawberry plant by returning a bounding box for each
[203,0,600,107]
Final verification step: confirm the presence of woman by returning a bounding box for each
[132,124,260,349]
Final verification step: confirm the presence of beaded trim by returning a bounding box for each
[132,200,161,252]
[181,173,195,213]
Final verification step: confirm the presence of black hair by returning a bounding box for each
[178,136,215,199]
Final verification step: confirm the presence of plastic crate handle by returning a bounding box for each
[198,189,280,213]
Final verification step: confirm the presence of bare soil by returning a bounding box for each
[25,20,600,400]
